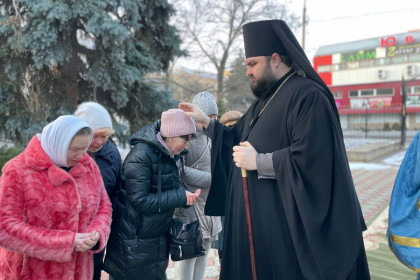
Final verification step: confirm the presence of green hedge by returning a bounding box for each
[0,145,23,176]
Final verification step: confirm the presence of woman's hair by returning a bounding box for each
[75,127,93,136]
[94,127,115,136]
[179,134,196,141]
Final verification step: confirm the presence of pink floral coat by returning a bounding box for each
[0,136,112,280]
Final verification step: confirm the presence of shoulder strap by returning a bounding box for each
[189,136,210,168]
[180,155,200,220]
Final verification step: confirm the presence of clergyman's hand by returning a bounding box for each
[233,141,257,170]
[179,103,210,129]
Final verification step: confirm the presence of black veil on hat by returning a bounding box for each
[242,20,339,119]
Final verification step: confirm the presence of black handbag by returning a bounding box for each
[169,155,206,261]
[169,215,206,261]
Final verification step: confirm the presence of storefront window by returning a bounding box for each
[409,54,420,62]
[317,65,331,73]
[349,91,358,97]
[377,58,391,65]
[332,91,343,99]
[407,96,420,106]
[377,88,394,96]
[360,89,374,96]
[392,56,408,64]
[360,60,375,67]
[347,62,359,69]
[413,86,420,94]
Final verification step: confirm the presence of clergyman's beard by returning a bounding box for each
[250,68,277,100]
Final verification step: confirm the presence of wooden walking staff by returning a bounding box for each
[241,168,257,280]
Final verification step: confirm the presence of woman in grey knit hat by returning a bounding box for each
[174,91,222,280]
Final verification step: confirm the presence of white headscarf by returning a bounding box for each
[38,115,92,167]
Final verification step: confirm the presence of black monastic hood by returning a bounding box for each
[243,20,339,119]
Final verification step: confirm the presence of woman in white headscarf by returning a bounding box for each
[0,115,112,280]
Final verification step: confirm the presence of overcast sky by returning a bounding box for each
[174,0,420,72]
[289,0,420,62]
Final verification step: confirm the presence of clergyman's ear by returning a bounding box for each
[271,53,281,67]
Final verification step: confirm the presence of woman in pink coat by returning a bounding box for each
[0,115,112,280]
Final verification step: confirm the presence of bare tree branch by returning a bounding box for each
[171,0,301,106]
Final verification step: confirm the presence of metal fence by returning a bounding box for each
[339,105,416,146]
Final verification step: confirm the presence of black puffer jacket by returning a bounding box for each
[93,140,122,209]
[103,121,187,280]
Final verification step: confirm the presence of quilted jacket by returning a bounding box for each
[104,121,187,280]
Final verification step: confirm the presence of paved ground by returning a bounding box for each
[102,149,414,280]
[352,165,399,226]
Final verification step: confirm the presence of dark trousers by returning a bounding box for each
[93,249,105,280]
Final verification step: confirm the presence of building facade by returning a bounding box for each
[313,30,420,130]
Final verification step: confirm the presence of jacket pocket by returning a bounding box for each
[122,236,162,270]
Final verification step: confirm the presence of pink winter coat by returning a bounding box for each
[0,136,112,280]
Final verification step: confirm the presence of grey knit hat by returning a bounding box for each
[192,91,218,116]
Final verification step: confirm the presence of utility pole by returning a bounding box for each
[364,98,369,139]
[302,0,306,51]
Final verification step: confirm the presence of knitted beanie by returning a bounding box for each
[74,102,113,130]
[192,91,218,116]
[160,109,196,137]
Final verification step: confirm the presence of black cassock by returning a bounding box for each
[205,73,370,280]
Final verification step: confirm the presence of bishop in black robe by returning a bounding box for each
[180,19,370,280]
